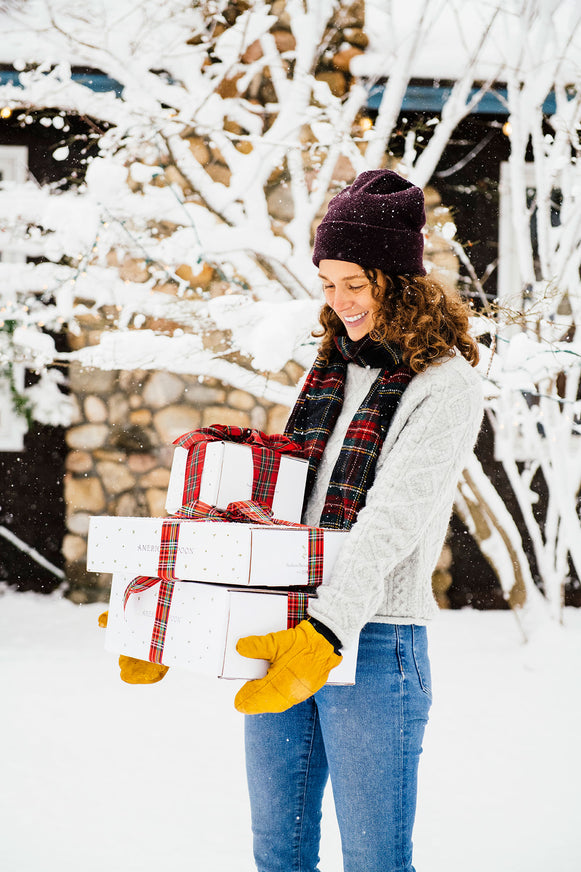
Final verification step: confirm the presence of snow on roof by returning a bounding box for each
[355,0,581,83]
[0,0,579,84]
[0,0,199,69]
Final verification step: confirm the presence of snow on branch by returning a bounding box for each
[55,329,301,406]
[1,0,581,622]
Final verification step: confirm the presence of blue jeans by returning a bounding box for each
[244,622,432,872]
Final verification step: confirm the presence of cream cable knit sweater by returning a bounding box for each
[305,353,484,646]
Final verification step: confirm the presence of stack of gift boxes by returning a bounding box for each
[87,427,359,684]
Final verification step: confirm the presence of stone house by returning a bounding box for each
[0,4,534,608]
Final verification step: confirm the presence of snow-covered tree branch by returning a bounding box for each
[1,0,581,622]
[0,0,374,390]
[0,0,507,389]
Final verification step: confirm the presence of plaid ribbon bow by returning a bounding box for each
[173,425,304,510]
[124,500,325,664]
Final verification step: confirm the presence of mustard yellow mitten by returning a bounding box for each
[97,611,169,684]
[118,655,169,685]
[234,620,342,715]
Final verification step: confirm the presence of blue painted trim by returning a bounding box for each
[366,83,557,116]
[67,73,123,96]
[0,70,560,116]
[0,70,123,96]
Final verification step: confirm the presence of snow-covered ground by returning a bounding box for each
[2,587,580,872]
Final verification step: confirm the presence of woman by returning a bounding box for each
[234,169,483,872]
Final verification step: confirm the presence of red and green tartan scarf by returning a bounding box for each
[285,333,413,531]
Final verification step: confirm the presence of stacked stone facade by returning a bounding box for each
[63,183,458,602]
[64,364,294,602]
[58,0,461,602]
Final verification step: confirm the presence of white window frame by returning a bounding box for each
[0,145,29,451]
[0,145,29,263]
[498,160,562,309]
[0,362,27,451]
[0,144,28,181]
[497,161,572,460]
[498,161,521,312]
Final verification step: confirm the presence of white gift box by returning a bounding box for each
[165,440,309,522]
[87,516,347,587]
[105,572,358,684]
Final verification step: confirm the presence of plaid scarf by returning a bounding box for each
[285,334,413,530]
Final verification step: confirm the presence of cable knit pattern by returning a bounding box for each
[305,354,484,645]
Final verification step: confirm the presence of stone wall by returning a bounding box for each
[59,0,461,603]
[62,183,459,603]
[64,363,294,602]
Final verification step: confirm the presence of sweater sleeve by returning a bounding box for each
[307,366,483,645]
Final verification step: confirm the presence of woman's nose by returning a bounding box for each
[332,288,351,312]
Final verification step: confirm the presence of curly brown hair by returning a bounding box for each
[314,270,479,373]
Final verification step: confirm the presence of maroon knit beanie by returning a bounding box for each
[313,169,426,276]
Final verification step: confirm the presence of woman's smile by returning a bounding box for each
[343,310,370,325]
[318,259,382,340]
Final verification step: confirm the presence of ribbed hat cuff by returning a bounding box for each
[313,220,426,277]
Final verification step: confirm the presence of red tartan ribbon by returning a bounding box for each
[172,426,304,510]
[124,518,182,663]
[286,529,323,628]
[123,502,325,662]
[148,579,175,664]
[174,425,302,455]
[286,590,310,629]
[172,499,277,524]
